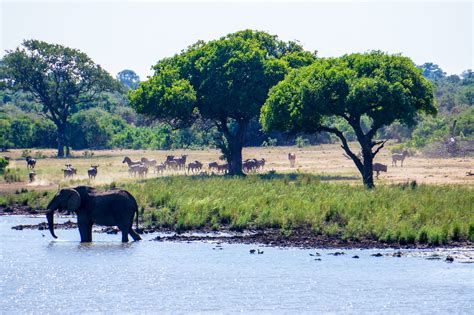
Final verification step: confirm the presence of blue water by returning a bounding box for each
[1,216,473,314]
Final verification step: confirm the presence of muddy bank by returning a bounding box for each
[7,212,473,250]
[151,229,473,250]
[0,205,41,216]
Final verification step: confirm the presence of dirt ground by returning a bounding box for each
[1,143,473,193]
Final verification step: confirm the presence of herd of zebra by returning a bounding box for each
[122,155,267,178]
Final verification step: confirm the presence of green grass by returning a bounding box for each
[3,173,473,245]
[116,174,474,245]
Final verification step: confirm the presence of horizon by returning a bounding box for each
[1,0,472,80]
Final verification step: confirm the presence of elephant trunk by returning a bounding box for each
[46,209,58,239]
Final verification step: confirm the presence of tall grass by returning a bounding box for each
[118,174,473,245]
[3,173,473,245]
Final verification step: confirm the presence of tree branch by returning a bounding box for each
[372,139,388,157]
[318,125,364,173]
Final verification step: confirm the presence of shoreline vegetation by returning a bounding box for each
[2,174,473,249]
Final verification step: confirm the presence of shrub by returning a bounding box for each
[295,136,309,148]
[0,157,8,174]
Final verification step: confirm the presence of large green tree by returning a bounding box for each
[130,30,315,175]
[1,40,117,157]
[261,52,436,188]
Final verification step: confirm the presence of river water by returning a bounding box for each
[1,216,473,314]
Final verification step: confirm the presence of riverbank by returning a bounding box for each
[3,173,473,248]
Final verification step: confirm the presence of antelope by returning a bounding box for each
[88,165,98,179]
[26,156,36,169]
[208,162,219,172]
[187,161,203,174]
[288,153,296,168]
[29,171,36,183]
[392,151,409,167]
[174,155,188,170]
[63,164,77,179]
[155,163,166,175]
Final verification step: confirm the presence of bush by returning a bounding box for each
[0,157,9,174]
[262,137,277,147]
[3,168,22,183]
[295,136,309,148]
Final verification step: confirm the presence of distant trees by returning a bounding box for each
[117,69,140,90]
[1,40,118,157]
[418,62,446,81]
[130,30,316,175]
[261,52,436,188]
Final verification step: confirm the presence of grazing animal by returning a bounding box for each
[208,162,219,172]
[243,159,258,173]
[63,165,77,179]
[373,163,388,178]
[141,158,157,172]
[217,163,228,174]
[164,159,179,171]
[392,151,409,167]
[187,161,203,173]
[288,153,296,168]
[155,163,166,174]
[174,155,188,170]
[122,156,141,167]
[256,158,265,170]
[165,155,175,162]
[45,186,141,243]
[128,164,141,177]
[88,165,98,179]
[137,164,149,178]
[29,171,36,183]
[26,156,36,169]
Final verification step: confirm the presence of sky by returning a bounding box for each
[1,0,472,80]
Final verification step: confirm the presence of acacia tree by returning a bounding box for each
[1,40,117,157]
[261,52,436,188]
[130,30,315,175]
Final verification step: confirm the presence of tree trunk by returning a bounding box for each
[227,137,244,176]
[57,134,65,158]
[219,119,247,176]
[361,147,374,189]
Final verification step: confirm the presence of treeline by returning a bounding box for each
[0,58,472,153]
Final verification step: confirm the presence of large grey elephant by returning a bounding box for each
[46,186,142,242]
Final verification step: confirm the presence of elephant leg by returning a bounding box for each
[129,229,142,241]
[78,224,92,243]
[119,225,129,242]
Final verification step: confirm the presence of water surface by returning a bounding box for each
[1,216,473,313]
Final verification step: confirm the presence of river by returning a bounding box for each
[1,216,473,314]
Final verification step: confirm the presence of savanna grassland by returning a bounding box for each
[1,143,473,247]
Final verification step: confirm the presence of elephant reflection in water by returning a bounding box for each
[46,186,142,243]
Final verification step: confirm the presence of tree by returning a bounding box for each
[130,30,315,175]
[117,69,140,90]
[417,62,446,81]
[261,52,436,188]
[1,40,117,157]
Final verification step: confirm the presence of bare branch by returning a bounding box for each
[372,139,388,157]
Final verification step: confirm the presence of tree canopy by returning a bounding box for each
[261,51,436,187]
[117,69,140,90]
[130,30,316,174]
[1,39,118,157]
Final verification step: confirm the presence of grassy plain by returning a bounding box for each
[1,143,473,246]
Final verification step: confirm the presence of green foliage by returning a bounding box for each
[261,137,277,147]
[116,69,140,90]
[261,51,436,187]
[1,39,119,156]
[0,157,8,174]
[3,168,22,183]
[295,136,309,148]
[131,30,316,174]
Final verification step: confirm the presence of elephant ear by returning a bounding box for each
[64,189,81,212]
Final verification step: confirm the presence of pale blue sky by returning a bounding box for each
[1,0,472,79]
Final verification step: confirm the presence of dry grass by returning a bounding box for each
[1,142,473,193]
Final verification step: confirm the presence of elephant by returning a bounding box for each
[46,186,142,243]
